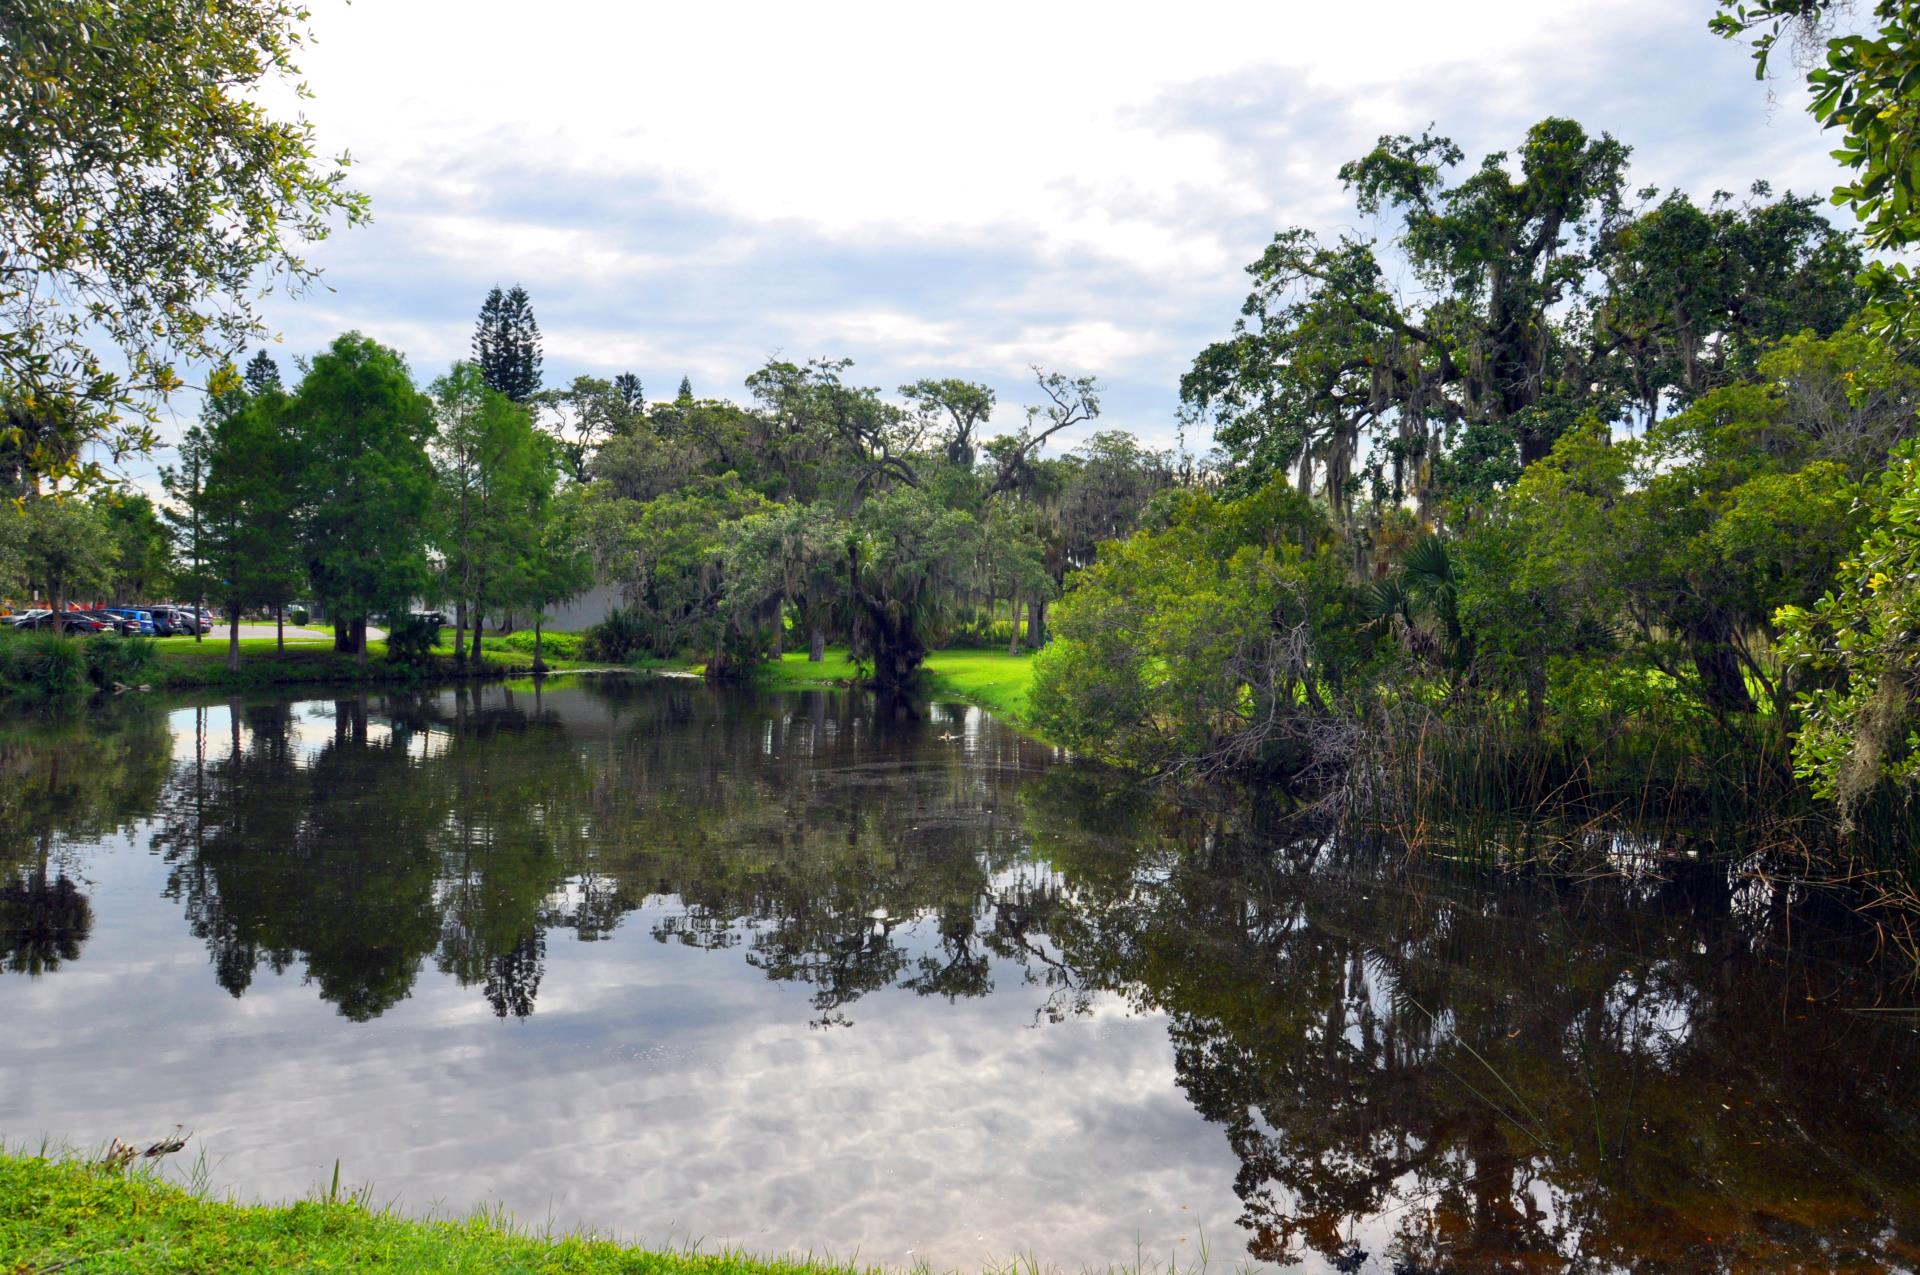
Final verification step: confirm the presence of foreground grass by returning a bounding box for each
[0,1151,882,1275]
[756,647,1038,728]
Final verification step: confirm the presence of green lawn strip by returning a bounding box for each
[142,636,592,689]
[0,1152,882,1275]
[753,648,1042,734]
[919,650,1036,724]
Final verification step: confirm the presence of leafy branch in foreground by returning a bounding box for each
[0,0,368,489]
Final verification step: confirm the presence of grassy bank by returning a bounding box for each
[142,634,592,690]
[755,648,1038,728]
[0,1151,876,1275]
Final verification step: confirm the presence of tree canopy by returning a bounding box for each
[0,0,366,490]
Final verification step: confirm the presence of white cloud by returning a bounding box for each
[158,0,1852,468]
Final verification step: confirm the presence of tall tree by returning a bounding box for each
[100,493,173,606]
[288,334,437,663]
[533,374,644,483]
[472,286,543,402]
[202,380,303,667]
[160,410,219,642]
[21,497,116,616]
[431,362,546,663]
[242,351,283,396]
[901,378,996,467]
[1185,119,1861,518]
[614,373,644,412]
[0,0,366,491]
[521,479,594,673]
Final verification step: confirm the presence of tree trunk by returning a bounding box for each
[532,619,545,674]
[809,625,825,662]
[275,603,284,653]
[1026,597,1046,650]
[1007,595,1021,655]
[454,599,468,663]
[1685,615,1756,717]
[471,610,484,665]
[333,616,360,654]
[354,615,368,668]
[866,603,927,693]
[771,594,785,659]
[226,595,241,672]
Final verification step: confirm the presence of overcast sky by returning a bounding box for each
[195,0,1849,470]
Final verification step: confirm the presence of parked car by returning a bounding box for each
[12,610,113,634]
[148,605,202,636]
[100,608,158,636]
[75,608,138,636]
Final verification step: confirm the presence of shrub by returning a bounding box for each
[82,634,155,689]
[384,614,440,665]
[289,606,310,625]
[496,629,583,659]
[2,631,88,699]
[583,606,647,662]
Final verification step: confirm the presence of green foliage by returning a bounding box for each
[0,629,152,699]
[196,368,303,667]
[494,628,584,660]
[1776,438,1920,815]
[473,285,543,402]
[1184,117,1861,517]
[19,495,116,610]
[582,606,649,663]
[1715,2,1920,336]
[1445,330,1898,732]
[429,361,560,658]
[844,486,980,690]
[0,629,86,699]
[1032,480,1371,778]
[99,493,172,604]
[382,615,440,666]
[81,633,153,689]
[291,334,437,651]
[0,0,367,489]
[584,475,773,663]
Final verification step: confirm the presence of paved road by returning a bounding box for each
[190,624,386,642]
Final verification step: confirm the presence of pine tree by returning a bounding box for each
[676,375,693,403]
[242,350,282,395]
[614,372,644,411]
[473,285,544,401]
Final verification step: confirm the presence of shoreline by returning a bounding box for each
[0,1150,889,1275]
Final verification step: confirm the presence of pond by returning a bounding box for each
[2,677,1918,1272]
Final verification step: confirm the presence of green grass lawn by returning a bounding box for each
[0,1151,882,1275]
[756,647,1039,728]
[142,633,593,689]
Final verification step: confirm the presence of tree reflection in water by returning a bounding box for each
[0,706,171,974]
[16,679,1920,1269]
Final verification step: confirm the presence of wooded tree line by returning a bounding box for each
[1035,88,1920,826]
[4,0,1917,825]
[571,354,1176,688]
[151,300,591,673]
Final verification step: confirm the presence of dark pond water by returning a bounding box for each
[3,676,1919,1272]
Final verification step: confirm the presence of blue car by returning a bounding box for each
[101,608,157,636]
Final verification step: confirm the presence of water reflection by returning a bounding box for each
[0,708,170,972]
[2,679,1918,1272]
